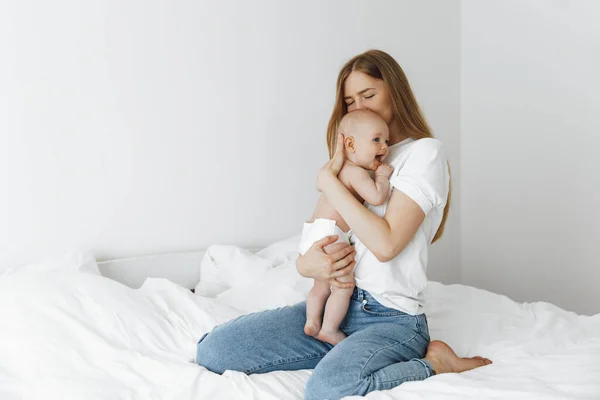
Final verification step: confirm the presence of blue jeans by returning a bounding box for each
[196,287,435,400]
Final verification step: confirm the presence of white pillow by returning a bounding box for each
[193,235,313,314]
[254,234,301,261]
[194,235,302,298]
[0,272,197,376]
[0,249,100,276]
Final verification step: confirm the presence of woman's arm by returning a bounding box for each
[320,172,424,262]
[317,133,428,262]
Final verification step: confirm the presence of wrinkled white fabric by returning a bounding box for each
[0,246,598,400]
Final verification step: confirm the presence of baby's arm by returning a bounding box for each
[347,164,394,206]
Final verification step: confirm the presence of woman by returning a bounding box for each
[196,49,491,399]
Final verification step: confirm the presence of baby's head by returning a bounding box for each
[338,109,390,171]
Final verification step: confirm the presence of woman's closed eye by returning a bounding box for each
[346,94,374,107]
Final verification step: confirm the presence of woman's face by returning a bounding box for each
[343,71,394,125]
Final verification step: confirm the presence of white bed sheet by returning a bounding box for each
[0,242,598,400]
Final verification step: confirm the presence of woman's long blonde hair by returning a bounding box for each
[326,49,451,243]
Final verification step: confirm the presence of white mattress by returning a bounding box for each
[1,239,599,400]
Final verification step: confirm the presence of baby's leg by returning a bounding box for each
[317,272,354,346]
[304,279,332,338]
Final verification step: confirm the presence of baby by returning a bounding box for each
[299,109,394,345]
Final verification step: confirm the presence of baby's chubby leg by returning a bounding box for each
[317,272,354,346]
[305,279,332,338]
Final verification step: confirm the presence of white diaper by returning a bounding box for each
[298,218,353,256]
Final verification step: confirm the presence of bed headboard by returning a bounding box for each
[97,250,206,289]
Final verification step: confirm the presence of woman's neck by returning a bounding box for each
[388,119,408,145]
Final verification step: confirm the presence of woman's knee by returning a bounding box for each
[195,306,303,374]
[195,318,251,374]
[196,303,314,375]
[196,330,230,374]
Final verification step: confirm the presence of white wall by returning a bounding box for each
[0,1,462,283]
[461,1,600,315]
[6,1,595,314]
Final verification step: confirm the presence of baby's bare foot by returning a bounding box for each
[424,340,492,374]
[316,330,346,346]
[304,321,321,338]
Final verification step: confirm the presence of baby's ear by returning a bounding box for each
[344,135,355,152]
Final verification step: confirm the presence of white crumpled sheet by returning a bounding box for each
[1,243,599,400]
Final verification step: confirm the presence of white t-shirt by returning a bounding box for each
[353,137,450,315]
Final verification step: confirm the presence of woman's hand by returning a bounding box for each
[296,235,356,289]
[316,133,346,192]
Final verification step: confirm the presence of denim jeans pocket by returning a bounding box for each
[359,299,408,317]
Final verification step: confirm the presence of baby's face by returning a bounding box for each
[346,118,390,171]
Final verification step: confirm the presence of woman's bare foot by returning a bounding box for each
[424,340,492,374]
[316,329,346,346]
[304,321,321,338]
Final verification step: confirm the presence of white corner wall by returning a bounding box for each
[0,0,462,284]
[3,0,596,313]
[461,1,600,314]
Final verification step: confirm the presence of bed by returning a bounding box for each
[1,236,598,400]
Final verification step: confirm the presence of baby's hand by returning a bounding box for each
[375,163,394,178]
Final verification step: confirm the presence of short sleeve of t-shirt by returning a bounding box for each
[389,138,449,215]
